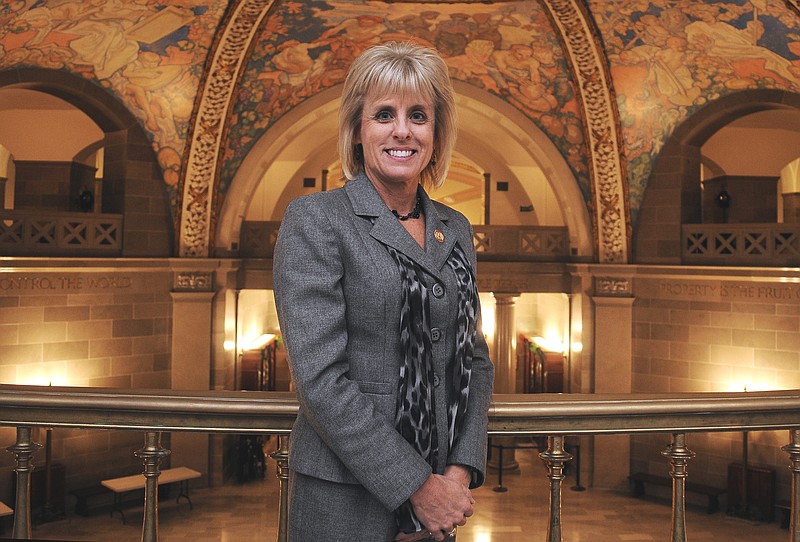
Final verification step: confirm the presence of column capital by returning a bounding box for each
[492,292,521,302]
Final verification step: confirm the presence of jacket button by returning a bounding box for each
[433,373,441,387]
[431,283,444,298]
[431,327,442,342]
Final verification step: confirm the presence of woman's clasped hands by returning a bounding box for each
[395,465,475,542]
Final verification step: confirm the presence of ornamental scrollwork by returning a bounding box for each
[179,0,275,257]
[540,0,630,264]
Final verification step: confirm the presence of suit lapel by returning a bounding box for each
[345,175,455,279]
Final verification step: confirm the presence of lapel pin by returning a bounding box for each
[434,229,445,243]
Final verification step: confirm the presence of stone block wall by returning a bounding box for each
[631,272,800,506]
[0,264,173,505]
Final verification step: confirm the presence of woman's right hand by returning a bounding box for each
[407,473,474,541]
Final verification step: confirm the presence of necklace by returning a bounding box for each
[391,196,421,221]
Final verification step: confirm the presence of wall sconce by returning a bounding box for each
[532,335,565,354]
[240,333,276,352]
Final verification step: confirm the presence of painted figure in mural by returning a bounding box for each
[273,42,494,542]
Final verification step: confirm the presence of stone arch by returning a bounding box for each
[0,68,172,256]
[634,89,800,264]
[216,83,593,259]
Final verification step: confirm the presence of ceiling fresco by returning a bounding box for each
[220,0,587,199]
[0,0,228,200]
[1,1,800,257]
[588,0,800,222]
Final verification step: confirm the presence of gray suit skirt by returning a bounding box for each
[288,469,398,541]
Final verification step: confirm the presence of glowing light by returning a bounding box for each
[571,341,583,352]
[16,369,70,387]
[481,302,495,340]
[240,333,276,351]
[727,380,772,393]
[223,340,236,351]
[533,335,564,353]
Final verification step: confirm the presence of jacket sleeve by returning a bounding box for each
[445,220,495,489]
[273,195,432,511]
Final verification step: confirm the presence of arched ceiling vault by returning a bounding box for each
[216,82,594,258]
[181,0,628,263]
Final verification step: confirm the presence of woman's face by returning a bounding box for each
[356,90,435,190]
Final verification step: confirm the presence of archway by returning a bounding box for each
[634,89,800,264]
[0,68,173,256]
[216,83,593,258]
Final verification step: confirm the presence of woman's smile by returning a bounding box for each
[357,91,435,190]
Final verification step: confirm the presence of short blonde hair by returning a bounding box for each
[338,42,457,190]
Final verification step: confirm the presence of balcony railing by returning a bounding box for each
[0,210,123,256]
[240,221,570,261]
[2,385,800,541]
[682,223,800,266]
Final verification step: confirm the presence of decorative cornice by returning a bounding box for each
[787,0,800,17]
[539,0,630,263]
[178,0,275,257]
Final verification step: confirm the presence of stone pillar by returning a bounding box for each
[782,193,800,223]
[170,270,215,484]
[780,165,800,223]
[490,292,520,472]
[591,276,634,490]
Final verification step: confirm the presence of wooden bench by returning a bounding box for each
[101,466,201,524]
[629,472,726,514]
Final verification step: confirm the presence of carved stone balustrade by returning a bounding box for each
[0,210,123,256]
[239,221,571,261]
[682,223,800,266]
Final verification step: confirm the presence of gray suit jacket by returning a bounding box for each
[273,174,494,512]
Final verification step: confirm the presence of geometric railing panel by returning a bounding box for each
[0,211,122,256]
[240,221,571,261]
[682,224,800,266]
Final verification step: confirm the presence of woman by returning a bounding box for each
[273,41,494,542]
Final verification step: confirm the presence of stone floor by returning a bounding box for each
[16,442,788,542]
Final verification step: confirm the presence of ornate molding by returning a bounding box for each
[539,0,630,263]
[594,276,631,297]
[788,0,800,17]
[174,272,214,292]
[178,0,275,257]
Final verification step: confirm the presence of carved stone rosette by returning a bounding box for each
[539,0,630,263]
[179,0,275,257]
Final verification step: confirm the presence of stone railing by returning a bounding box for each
[239,221,570,261]
[2,385,800,542]
[682,223,800,266]
[0,210,123,256]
